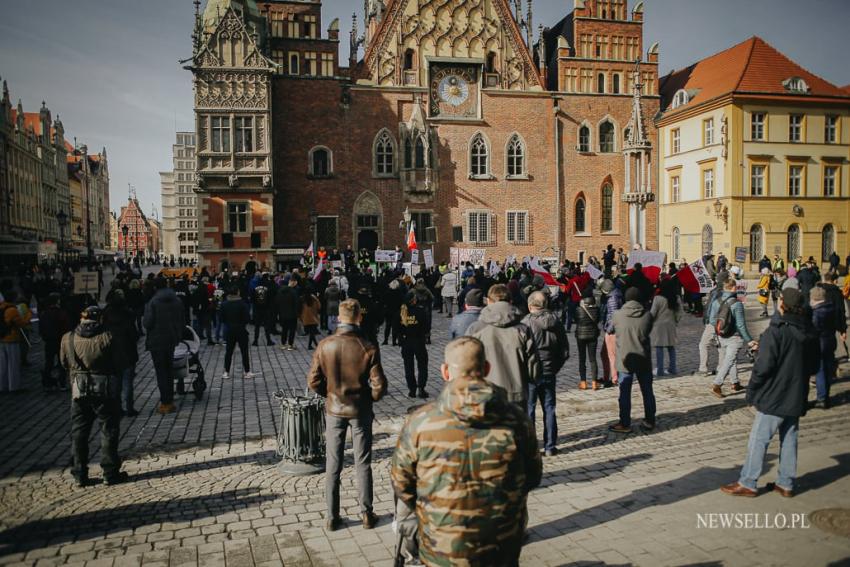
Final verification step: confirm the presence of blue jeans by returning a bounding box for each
[738,412,798,491]
[120,366,136,412]
[655,346,677,376]
[618,371,656,427]
[715,335,743,386]
[527,376,557,452]
[816,339,836,401]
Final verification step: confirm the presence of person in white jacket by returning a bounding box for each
[440,269,459,318]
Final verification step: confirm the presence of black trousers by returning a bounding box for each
[383,310,400,344]
[577,337,599,382]
[42,341,64,388]
[280,318,297,346]
[150,348,175,404]
[253,311,273,344]
[225,331,250,373]
[402,339,428,391]
[71,394,121,479]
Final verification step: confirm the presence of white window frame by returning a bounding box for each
[505,134,527,178]
[469,133,491,179]
[210,116,231,153]
[671,89,689,109]
[671,128,680,154]
[704,118,714,146]
[751,112,766,141]
[789,165,803,197]
[789,114,803,143]
[671,175,680,203]
[703,168,715,199]
[466,210,493,244]
[825,115,838,144]
[824,166,838,197]
[234,116,254,153]
[506,210,529,243]
[226,201,250,235]
[372,129,396,177]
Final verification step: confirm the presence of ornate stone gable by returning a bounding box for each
[364,0,541,90]
[194,8,273,71]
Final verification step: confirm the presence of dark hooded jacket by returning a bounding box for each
[143,287,185,352]
[575,295,601,341]
[60,320,122,376]
[747,312,820,417]
[466,302,541,402]
[522,309,569,377]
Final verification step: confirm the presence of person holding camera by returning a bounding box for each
[60,306,127,487]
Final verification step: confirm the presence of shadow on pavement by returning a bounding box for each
[540,453,652,488]
[0,488,277,553]
[128,450,278,482]
[794,453,850,496]
[555,398,748,452]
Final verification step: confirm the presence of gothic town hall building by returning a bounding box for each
[188,0,660,270]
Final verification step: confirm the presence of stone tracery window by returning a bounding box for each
[506,134,525,177]
[599,120,615,153]
[373,130,396,176]
[470,133,489,177]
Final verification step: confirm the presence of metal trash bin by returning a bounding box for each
[274,391,326,476]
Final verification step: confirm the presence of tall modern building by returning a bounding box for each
[161,132,199,261]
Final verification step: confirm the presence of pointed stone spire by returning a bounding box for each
[526,0,533,47]
[349,13,360,69]
[624,59,649,149]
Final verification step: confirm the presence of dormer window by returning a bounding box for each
[783,77,809,93]
[671,89,689,109]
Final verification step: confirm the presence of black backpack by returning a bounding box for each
[715,297,739,338]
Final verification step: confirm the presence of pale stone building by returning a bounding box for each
[161,132,199,262]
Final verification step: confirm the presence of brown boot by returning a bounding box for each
[592,380,600,390]
[720,482,757,497]
[361,512,378,530]
[578,380,588,390]
[711,385,724,399]
[766,482,794,498]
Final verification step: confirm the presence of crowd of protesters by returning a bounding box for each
[0,242,847,564]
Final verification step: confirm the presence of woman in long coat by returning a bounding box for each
[650,279,682,377]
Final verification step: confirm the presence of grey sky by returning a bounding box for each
[2,0,848,215]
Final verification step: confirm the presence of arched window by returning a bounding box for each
[415,137,426,169]
[672,227,681,260]
[599,121,615,153]
[309,146,331,177]
[601,184,614,232]
[470,134,489,177]
[403,49,415,71]
[822,224,835,261]
[373,130,395,176]
[612,74,620,94]
[578,126,591,152]
[671,89,689,109]
[575,198,587,233]
[597,73,606,94]
[750,224,764,263]
[787,224,801,261]
[486,52,497,73]
[404,138,413,169]
[506,134,525,177]
[701,224,713,256]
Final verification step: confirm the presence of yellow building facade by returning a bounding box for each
[657,37,850,272]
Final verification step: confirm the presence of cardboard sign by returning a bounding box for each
[375,249,401,263]
[449,248,486,267]
[423,249,434,269]
[689,259,715,294]
[735,247,749,263]
[411,249,420,265]
[73,272,99,295]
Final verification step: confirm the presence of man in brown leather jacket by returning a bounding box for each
[307,298,387,531]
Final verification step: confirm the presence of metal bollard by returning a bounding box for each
[274,391,326,476]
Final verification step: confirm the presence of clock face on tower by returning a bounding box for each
[429,63,480,119]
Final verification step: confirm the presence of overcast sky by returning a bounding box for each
[2,0,848,215]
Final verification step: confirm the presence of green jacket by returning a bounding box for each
[391,376,542,567]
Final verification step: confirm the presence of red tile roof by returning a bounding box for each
[660,36,850,115]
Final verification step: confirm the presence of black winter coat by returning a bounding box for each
[575,297,601,341]
[522,310,569,376]
[274,286,299,320]
[747,313,820,418]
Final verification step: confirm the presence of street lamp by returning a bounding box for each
[121,224,129,261]
[56,210,68,263]
[308,212,318,244]
[713,198,729,230]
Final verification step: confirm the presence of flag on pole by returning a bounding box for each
[676,259,714,294]
[313,258,325,281]
[306,241,314,257]
[528,257,559,287]
[626,250,666,283]
[407,222,418,250]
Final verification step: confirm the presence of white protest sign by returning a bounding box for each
[423,249,434,269]
[689,259,715,293]
[375,249,400,263]
[411,249,420,265]
[584,264,604,280]
[73,272,99,295]
[449,248,486,267]
[626,250,667,270]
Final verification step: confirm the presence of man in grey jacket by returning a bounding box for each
[466,284,541,405]
[143,277,185,414]
[609,288,656,433]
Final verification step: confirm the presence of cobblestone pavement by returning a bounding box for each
[1,295,849,566]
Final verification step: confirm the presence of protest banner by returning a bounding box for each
[74,272,99,295]
[626,250,666,282]
[423,249,434,269]
[735,247,749,263]
[449,248,486,267]
[375,249,400,263]
[411,249,420,265]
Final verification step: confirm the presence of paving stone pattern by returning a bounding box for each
[1,295,849,566]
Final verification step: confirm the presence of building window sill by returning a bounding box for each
[506,174,530,181]
[469,174,495,181]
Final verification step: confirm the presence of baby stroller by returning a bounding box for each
[173,326,207,400]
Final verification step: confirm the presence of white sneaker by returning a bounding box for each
[221,371,229,380]
[243,372,258,380]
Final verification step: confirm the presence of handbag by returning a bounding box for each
[69,333,112,401]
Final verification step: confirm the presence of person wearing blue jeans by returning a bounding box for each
[522,292,568,455]
[810,286,837,409]
[722,288,820,498]
[710,279,756,398]
[609,288,656,433]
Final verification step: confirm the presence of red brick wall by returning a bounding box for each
[199,191,274,270]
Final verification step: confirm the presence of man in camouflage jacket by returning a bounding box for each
[391,337,542,566]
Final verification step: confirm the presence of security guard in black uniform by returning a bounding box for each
[399,292,429,399]
[60,306,128,486]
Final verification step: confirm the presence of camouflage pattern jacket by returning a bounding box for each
[391,376,542,566]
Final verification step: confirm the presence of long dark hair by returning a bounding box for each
[659,279,680,311]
